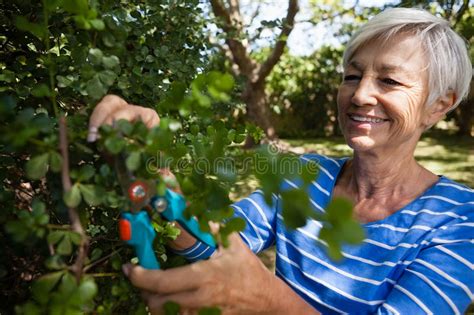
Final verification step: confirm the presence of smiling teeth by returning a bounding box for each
[351,115,385,123]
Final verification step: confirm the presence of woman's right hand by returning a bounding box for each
[87,94,160,142]
[88,94,198,250]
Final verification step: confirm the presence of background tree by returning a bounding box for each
[209,0,299,142]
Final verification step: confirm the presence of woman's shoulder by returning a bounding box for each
[418,176,474,223]
[429,176,474,204]
[300,153,348,170]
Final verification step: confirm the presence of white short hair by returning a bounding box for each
[343,7,472,110]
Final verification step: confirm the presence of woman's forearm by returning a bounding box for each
[269,276,321,315]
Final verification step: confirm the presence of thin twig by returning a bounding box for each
[88,272,121,278]
[59,115,89,283]
[83,248,124,273]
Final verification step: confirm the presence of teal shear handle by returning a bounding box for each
[119,211,160,269]
[151,189,216,248]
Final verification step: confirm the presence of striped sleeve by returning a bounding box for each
[172,189,279,261]
[170,241,216,262]
[377,208,474,314]
[230,190,279,253]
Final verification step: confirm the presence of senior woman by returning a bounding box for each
[89,7,473,314]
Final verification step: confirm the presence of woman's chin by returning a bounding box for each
[346,136,378,151]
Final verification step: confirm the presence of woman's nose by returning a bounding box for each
[351,77,378,107]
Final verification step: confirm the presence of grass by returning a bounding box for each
[285,131,474,187]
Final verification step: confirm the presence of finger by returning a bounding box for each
[102,107,142,126]
[138,106,160,128]
[129,105,160,128]
[102,106,159,128]
[124,262,208,294]
[88,95,127,141]
[208,221,220,234]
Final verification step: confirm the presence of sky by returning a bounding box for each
[238,0,400,56]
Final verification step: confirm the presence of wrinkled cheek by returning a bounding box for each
[336,89,348,129]
[388,111,418,140]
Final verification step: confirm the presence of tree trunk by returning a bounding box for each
[209,0,298,144]
[455,98,473,137]
[454,82,474,137]
[242,81,277,141]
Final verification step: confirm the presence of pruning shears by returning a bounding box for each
[115,155,216,269]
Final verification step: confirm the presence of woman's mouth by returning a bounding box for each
[348,114,389,124]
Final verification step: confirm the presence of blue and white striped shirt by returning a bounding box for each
[178,154,474,314]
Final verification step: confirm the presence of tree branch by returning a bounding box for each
[210,0,255,76]
[453,0,470,27]
[246,1,262,28]
[59,116,89,283]
[83,248,123,273]
[255,0,299,86]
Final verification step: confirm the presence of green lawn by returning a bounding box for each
[285,132,474,187]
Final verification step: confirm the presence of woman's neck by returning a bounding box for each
[338,151,438,204]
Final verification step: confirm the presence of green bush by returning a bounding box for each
[0,1,361,314]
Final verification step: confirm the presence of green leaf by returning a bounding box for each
[116,119,133,135]
[57,234,72,255]
[98,70,117,87]
[62,0,89,15]
[69,232,82,245]
[227,129,235,142]
[163,301,180,315]
[77,164,95,181]
[102,55,120,69]
[49,151,62,172]
[5,221,29,242]
[47,231,64,245]
[79,184,103,206]
[90,248,103,262]
[281,189,311,229]
[89,19,105,30]
[56,75,75,88]
[63,184,82,208]
[76,277,98,304]
[45,255,66,270]
[31,84,51,98]
[15,16,47,40]
[210,72,234,92]
[26,153,50,180]
[32,198,46,214]
[339,221,365,244]
[31,271,64,305]
[126,151,141,171]
[190,125,199,135]
[198,307,221,315]
[88,48,104,66]
[221,217,245,235]
[44,0,61,10]
[104,137,126,154]
[32,199,49,225]
[85,75,108,100]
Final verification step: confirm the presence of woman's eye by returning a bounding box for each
[344,75,360,81]
[382,78,401,86]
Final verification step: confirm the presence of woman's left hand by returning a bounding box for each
[122,233,317,315]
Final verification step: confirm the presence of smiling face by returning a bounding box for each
[337,34,434,154]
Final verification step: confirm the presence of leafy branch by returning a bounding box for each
[59,116,89,282]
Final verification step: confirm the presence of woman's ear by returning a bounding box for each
[423,91,456,128]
